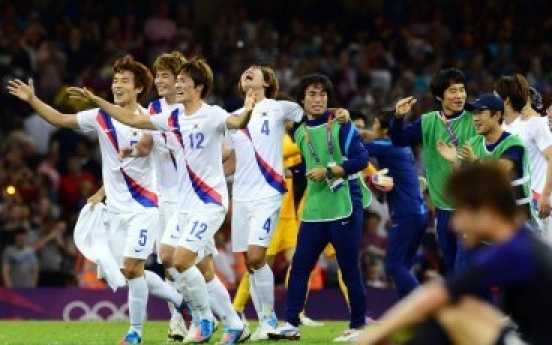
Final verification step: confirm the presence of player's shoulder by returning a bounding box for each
[230,107,245,117]
[78,107,101,117]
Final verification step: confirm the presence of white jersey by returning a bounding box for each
[77,107,158,213]
[148,98,181,202]
[227,98,303,201]
[503,115,552,196]
[150,102,229,211]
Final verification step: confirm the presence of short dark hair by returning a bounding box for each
[179,57,213,99]
[495,74,530,112]
[375,108,395,131]
[295,74,334,105]
[239,65,280,99]
[445,162,517,221]
[430,68,467,101]
[351,110,367,124]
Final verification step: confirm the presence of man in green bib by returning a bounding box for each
[437,93,535,224]
[269,74,371,343]
[390,68,476,273]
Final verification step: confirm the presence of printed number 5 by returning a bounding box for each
[138,229,147,246]
[261,119,270,135]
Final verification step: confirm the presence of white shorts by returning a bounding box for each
[177,211,223,263]
[107,208,159,268]
[157,200,180,253]
[231,194,282,253]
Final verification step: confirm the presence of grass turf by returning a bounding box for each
[0,321,351,344]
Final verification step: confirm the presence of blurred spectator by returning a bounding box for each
[362,211,387,258]
[213,231,236,288]
[58,156,96,216]
[143,2,177,63]
[2,227,38,288]
[30,219,76,286]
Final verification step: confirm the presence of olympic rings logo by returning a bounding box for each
[62,300,130,321]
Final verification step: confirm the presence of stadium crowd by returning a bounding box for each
[1,0,552,291]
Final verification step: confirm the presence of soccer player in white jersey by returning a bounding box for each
[497,74,552,235]
[226,66,303,341]
[147,51,192,341]
[67,57,256,344]
[8,55,188,345]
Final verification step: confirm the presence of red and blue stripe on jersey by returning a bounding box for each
[97,109,158,208]
[241,127,287,193]
[149,99,177,170]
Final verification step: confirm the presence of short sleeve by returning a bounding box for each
[213,106,230,134]
[531,117,552,152]
[76,109,99,133]
[149,110,173,132]
[279,100,303,123]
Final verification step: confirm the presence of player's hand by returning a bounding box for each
[395,96,417,118]
[7,78,36,103]
[458,142,476,162]
[66,86,98,104]
[538,195,551,219]
[243,89,257,112]
[370,168,394,192]
[334,108,350,123]
[118,147,133,162]
[87,192,104,210]
[436,140,458,164]
[306,168,327,182]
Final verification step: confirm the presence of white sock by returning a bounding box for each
[144,270,183,306]
[249,275,262,320]
[206,277,244,329]
[169,266,213,321]
[251,264,275,319]
[128,276,148,337]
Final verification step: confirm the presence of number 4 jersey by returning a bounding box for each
[149,102,229,212]
[228,98,303,202]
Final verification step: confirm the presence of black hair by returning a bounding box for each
[430,68,467,101]
[375,108,395,131]
[446,162,517,221]
[295,74,334,106]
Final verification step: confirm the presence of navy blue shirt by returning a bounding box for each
[303,112,369,209]
[365,139,428,218]
[446,227,552,345]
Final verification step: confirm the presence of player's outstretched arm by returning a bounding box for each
[226,89,257,129]
[354,281,450,345]
[8,79,79,129]
[66,87,155,130]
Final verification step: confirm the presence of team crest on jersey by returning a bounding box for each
[193,123,200,129]
[262,111,268,117]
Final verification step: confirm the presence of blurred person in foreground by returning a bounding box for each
[355,162,552,345]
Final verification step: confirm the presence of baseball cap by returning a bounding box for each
[467,93,504,113]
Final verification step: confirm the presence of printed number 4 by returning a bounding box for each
[263,218,271,233]
[189,132,205,149]
[138,229,147,246]
[261,119,270,135]
[190,221,208,240]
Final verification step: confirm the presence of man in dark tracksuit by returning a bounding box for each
[366,110,428,298]
[270,74,371,343]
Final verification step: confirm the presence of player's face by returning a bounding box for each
[302,84,328,117]
[473,109,494,135]
[240,66,267,92]
[451,207,493,247]
[354,118,367,130]
[441,83,466,114]
[112,71,141,106]
[175,72,200,103]
[154,70,176,98]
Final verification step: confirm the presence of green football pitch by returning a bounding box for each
[0,321,354,344]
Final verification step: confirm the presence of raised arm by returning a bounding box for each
[66,87,156,130]
[390,96,423,147]
[226,89,257,130]
[8,79,79,129]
